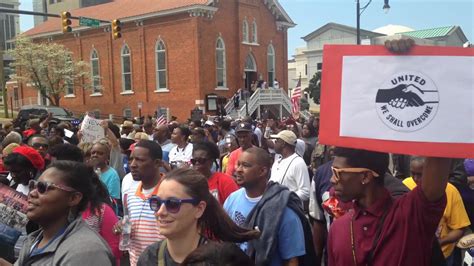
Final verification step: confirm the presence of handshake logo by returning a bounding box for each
[375,71,439,132]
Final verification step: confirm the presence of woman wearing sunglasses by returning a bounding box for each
[1,161,114,266]
[137,168,260,265]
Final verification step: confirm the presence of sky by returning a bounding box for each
[19,0,473,57]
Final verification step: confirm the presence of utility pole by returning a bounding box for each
[0,49,8,118]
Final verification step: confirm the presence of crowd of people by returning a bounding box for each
[0,39,472,266]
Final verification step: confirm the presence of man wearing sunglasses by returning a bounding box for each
[327,147,451,265]
[27,134,49,159]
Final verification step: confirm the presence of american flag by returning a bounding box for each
[156,115,167,125]
[291,77,302,114]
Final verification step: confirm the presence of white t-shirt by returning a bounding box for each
[7,173,29,195]
[121,172,140,200]
[270,153,310,201]
[168,143,193,167]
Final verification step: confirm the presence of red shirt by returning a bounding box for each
[225,148,243,177]
[328,186,446,266]
[208,172,239,205]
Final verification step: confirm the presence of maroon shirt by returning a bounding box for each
[328,186,446,266]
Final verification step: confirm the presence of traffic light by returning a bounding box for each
[111,19,122,40]
[61,11,72,33]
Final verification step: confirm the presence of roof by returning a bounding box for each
[302,22,385,41]
[24,0,212,37]
[400,26,455,39]
[23,0,295,38]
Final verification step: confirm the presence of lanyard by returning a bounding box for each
[350,200,392,266]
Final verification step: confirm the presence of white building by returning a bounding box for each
[289,22,469,112]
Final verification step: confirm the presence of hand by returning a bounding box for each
[0,258,12,266]
[384,39,415,53]
[47,112,53,119]
[77,130,84,140]
[113,220,122,235]
[376,84,427,109]
[99,120,109,129]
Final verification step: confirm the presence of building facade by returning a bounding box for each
[289,22,469,112]
[0,0,20,51]
[16,0,294,121]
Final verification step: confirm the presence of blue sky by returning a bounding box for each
[20,0,473,57]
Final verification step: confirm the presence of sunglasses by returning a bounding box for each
[32,143,49,149]
[149,196,199,213]
[331,167,380,183]
[28,180,76,194]
[190,158,209,165]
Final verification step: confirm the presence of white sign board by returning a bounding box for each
[80,115,104,143]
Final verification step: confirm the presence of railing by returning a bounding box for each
[13,97,39,110]
[234,88,292,118]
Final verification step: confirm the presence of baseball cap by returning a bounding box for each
[235,122,252,133]
[122,121,133,128]
[270,130,297,146]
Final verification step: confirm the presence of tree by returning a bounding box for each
[305,71,322,104]
[8,37,90,106]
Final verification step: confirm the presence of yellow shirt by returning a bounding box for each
[403,177,471,258]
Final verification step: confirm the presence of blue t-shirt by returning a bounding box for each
[100,167,121,199]
[224,188,306,266]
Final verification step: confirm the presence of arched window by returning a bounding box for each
[121,45,132,92]
[155,40,167,91]
[90,49,101,93]
[65,55,74,95]
[216,38,226,88]
[242,19,249,43]
[267,44,275,87]
[251,20,258,43]
[244,53,256,72]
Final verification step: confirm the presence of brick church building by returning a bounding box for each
[15,0,294,120]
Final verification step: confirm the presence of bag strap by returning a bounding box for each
[157,240,167,266]
[280,155,299,184]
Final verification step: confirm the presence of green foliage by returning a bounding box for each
[304,71,321,104]
[8,37,91,106]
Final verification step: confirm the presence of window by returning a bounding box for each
[244,54,256,71]
[155,40,167,91]
[242,19,249,43]
[65,55,74,95]
[66,78,74,95]
[216,38,226,88]
[251,20,258,43]
[121,45,132,92]
[267,44,275,86]
[305,64,308,75]
[317,63,323,71]
[123,108,132,119]
[90,49,101,93]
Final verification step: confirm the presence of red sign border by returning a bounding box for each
[319,45,474,158]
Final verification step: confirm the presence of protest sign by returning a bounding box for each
[319,45,474,158]
[0,184,28,246]
[80,115,105,143]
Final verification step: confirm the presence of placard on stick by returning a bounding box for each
[319,45,474,158]
[80,115,105,143]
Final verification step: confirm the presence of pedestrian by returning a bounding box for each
[269,130,310,202]
[3,161,114,265]
[192,141,238,205]
[114,140,165,266]
[137,168,259,265]
[327,147,451,265]
[224,147,315,265]
[225,122,255,177]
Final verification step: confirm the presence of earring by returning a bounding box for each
[67,208,76,223]
[361,181,366,185]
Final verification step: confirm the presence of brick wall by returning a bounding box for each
[11,0,290,122]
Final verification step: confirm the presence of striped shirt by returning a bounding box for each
[125,182,164,266]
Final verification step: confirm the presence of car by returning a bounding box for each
[13,105,78,130]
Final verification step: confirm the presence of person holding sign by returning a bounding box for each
[327,148,451,265]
